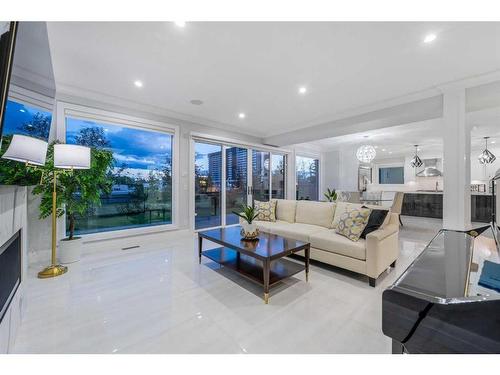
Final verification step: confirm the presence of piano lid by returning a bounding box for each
[390,225,500,304]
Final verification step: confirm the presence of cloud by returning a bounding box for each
[66,118,173,171]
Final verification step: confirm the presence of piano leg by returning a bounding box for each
[392,340,404,354]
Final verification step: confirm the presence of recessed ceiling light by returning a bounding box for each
[19,109,26,113]
[190,99,203,105]
[389,151,393,154]
[134,80,143,88]
[382,148,386,152]
[238,113,246,119]
[492,140,496,144]
[174,21,186,28]
[423,33,437,43]
[374,145,378,149]
[298,86,307,94]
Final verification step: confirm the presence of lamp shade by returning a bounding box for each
[54,144,91,169]
[1,134,48,166]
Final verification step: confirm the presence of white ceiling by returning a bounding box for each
[46,22,500,138]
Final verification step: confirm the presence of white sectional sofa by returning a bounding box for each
[254,199,400,286]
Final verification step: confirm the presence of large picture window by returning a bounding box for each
[66,117,173,235]
[2,99,52,140]
[296,156,319,201]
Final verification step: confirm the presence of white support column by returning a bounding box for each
[442,88,471,230]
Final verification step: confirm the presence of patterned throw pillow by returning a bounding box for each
[254,200,276,222]
[335,206,371,242]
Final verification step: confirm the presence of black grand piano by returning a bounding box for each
[382,224,500,353]
[383,171,500,354]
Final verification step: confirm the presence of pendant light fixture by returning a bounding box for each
[356,136,376,163]
[478,137,496,164]
[410,145,423,168]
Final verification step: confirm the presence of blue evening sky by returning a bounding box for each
[2,99,52,139]
[195,142,221,172]
[66,117,172,178]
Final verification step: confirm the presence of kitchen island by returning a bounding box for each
[401,191,495,223]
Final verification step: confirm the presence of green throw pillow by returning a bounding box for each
[335,207,371,241]
[254,200,276,222]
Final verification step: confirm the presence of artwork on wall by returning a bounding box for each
[358,165,372,191]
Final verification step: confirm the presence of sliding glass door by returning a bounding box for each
[252,150,270,202]
[271,154,286,199]
[225,146,248,225]
[193,139,286,230]
[194,142,222,230]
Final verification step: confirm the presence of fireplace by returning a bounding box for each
[0,230,21,324]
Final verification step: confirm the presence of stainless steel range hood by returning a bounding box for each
[416,158,442,177]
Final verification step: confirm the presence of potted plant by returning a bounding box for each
[324,188,337,202]
[33,142,114,263]
[233,204,260,240]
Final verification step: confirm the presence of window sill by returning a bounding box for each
[78,223,180,244]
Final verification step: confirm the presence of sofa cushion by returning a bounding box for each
[254,220,274,233]
[254,219,291,236]
[254,200,276,222]
[295,200,336,228]
[360,207,388,239]
[335,206,371,242]
[275,199,297,223]
[272,223,326,242]
[309,230,366,260]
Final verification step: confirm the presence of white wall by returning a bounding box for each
[322,147,359,193]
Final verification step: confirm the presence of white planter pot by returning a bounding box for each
[240,222,259,240]
[58,237,83,264]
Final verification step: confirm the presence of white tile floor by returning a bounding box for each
[12,216,443,354]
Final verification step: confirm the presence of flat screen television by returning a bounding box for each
[0,22,17,142]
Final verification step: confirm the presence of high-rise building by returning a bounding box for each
[207,147,248,188]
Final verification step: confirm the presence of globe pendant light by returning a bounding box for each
[478,137,496,164]
[410,145,423,168]
[356,145,376,163]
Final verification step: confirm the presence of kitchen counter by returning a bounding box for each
[401,192,495,222]
[412,190,490,195]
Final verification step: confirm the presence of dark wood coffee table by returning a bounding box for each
[198,226,310,304]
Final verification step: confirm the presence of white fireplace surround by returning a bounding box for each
[0,186,28,353]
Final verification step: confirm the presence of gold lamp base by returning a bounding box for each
[38,264,68,279]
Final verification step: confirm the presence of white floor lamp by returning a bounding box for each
[2,136,91,278]
[37,143,91,278]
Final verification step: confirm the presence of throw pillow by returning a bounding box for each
[335,206,371,242]
[360,206,388,239]
[332,202,361,229]
[254,200,276,222]
[331,201,348,229]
